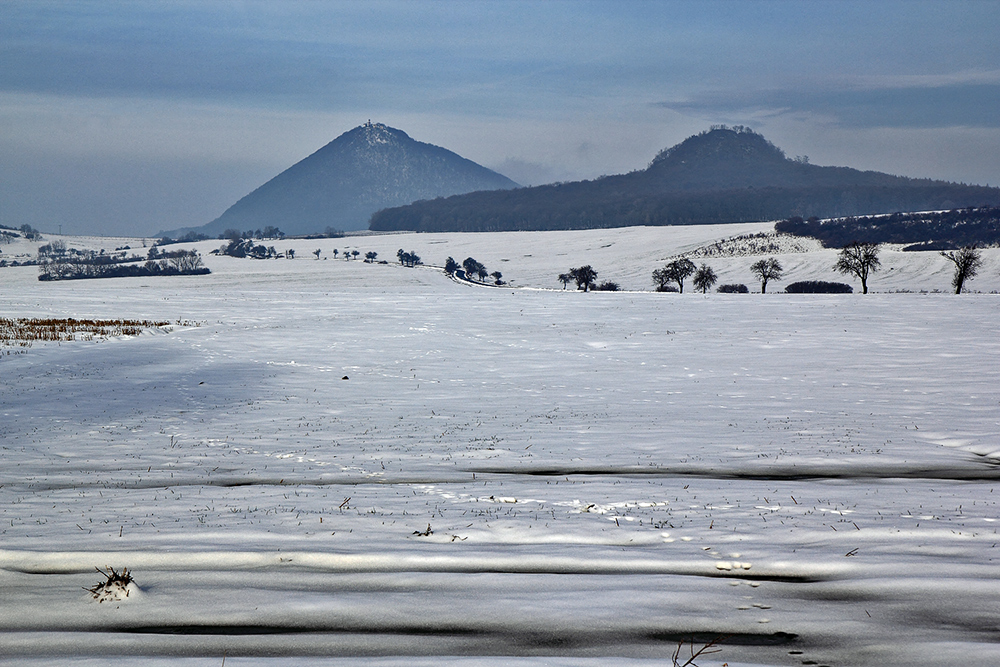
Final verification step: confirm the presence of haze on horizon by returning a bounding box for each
[2,0,999,238]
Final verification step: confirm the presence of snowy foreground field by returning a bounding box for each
[1,224,1000,666]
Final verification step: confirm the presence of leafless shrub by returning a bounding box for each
[85,566,134,602]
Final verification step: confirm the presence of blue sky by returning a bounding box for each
[2,0,999,236]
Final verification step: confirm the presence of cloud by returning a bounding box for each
[657,78,1000,129]
[844,69,1000,90]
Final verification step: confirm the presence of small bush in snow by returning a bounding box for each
[785,281,853,293]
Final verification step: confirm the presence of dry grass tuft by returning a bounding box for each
[86,566,135,603]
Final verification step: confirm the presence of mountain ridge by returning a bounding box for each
[369,126,1000,233]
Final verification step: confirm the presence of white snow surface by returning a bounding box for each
[2,223,1000,666]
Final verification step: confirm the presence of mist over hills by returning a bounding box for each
[159,122,518,238]
[369,126,1000,233]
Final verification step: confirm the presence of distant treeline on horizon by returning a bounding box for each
[776,206,1000,250]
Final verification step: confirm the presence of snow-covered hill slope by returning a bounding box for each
[160,121,518,238]
[1,224,999,665]
[7,221,998,293]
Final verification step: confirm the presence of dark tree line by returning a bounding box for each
[220,227,285,242]
[370,181,1000,234]
[775,207,1000,249]
[39,250,208,281]
[157,231,210,245]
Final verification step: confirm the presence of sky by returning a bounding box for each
[2,0,1000,238]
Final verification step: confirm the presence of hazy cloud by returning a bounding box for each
[659,82,1000,129]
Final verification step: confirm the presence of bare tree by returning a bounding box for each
[692,264,718,294]
[941,246,983,294]
[313,248,322,260]
[651,267,672,292]
[835,242,881,294]
[653,258,696,293]
[750,257,783,293]
[557,272,573,289]
[490,270,504,285]
[570,265,598,291]
[364,251,378,263]
[463,257,485,279]
[169,251,205,272]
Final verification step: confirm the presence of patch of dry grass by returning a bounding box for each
[0,317,172,347]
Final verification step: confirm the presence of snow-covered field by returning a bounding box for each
[1,224,999,666]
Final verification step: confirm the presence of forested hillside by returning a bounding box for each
[369,127,1000,232]
[776,206,1000,250]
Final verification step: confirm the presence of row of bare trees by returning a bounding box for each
[304,248,378,261]
[39,250,207,281]
[833,242,983,294]
[650,242,985,294]
[652,259,719,293]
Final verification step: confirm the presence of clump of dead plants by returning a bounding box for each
[85,566,135,603]
[0,318,170,347]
